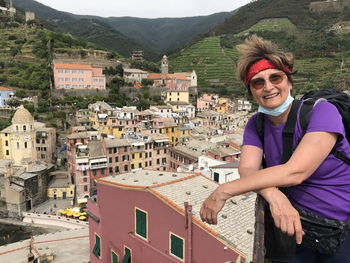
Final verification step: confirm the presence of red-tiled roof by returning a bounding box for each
[147,73,188,81]
[0,87,15,91]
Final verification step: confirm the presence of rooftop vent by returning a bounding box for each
[247,228,253,235]
[230,199,237,205]
[122,178,126,180]
[152,182,158,184]
[202,185,208,189]
[186,191,191,195]
[221,214,227,219]
[145,172,149,175]
[134,179,139,182]
[172,174,177,177]
[159,173,163,176]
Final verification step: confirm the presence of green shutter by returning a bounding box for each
[122,248,131,263]
[171,234,184,259]
[214,172,219,183]
[93,235,101,258]
[112,251,118,263]
[136,209,147,239]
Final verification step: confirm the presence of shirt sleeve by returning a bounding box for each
[243,113,263,149]
[306,101,345,138]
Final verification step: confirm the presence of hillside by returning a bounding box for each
[9,0,234,59]
[100,12,234,53]
[0,23,110,95]
[170,15,350,96]
[10,0,157,60]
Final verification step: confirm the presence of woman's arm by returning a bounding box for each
[200,131,337,239]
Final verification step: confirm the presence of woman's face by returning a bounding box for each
[249,68,291,109]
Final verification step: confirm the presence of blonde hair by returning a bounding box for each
[236,35,294,91]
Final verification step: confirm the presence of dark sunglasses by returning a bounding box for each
[249,72,286,90]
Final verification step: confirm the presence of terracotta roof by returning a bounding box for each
[54,64,102,70]
[0,86,15,91]
[147,73,188,81]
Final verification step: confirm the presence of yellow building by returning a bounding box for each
[165,90,189,103]
[215,98,232,114]
[0,106,56,165]
[130,141,145,170]
[47,173,75,200]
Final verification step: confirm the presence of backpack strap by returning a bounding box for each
[255,113,266,168]
[281,100,302,163]
[299,99,350,166]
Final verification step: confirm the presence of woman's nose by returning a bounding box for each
[263,79,274,91]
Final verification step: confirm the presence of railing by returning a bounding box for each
[89,163,107,170]
[253,195,265,263]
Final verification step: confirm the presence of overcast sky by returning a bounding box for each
[34,0,251,18]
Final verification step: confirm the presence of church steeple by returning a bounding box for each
[161,55,168,74]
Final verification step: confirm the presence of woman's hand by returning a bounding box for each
[266,188,305,244]
[200,185,231,225]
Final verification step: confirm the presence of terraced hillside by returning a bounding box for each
[0,24,110,95]
[169,37,244,95]
[170,17,350,96]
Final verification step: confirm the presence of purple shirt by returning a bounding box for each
[243,101,350,221]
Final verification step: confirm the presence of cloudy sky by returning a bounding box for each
[34,0,251,18]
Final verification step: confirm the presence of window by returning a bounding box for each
[122,246,131,263]
[101,169,105,175]
[92,234,101,258]
[124,165,128,172]
[214,172,219,183]
[5,140,8,146]
[157,159,160,165]
[170,233,184,260]
[24,142,27,149]
[131,164,135,169]
[83,171,87,176]
[115,156,119,162]
[139,153,142,158]
[83,178,87,183]
[149,152,152,158]
[23,125,26,131]
[115,166,119,173]
[109,167,113,173]
[135,208,148,240]
[132,154,135,159]
[109,157,113,163]
[138,163,142,168]
[6,150,9,155]
[111,250,119,263]
[84,185,88,192]
[17,142,19,149]
[93,170,97,177]
[109,148,113,154]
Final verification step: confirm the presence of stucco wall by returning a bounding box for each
[89,184,244,263]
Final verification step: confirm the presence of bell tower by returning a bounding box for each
[161,55,168,74]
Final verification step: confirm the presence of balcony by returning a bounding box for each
[90,163,107,170]
[131,148,144,153]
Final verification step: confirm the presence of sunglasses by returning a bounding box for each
[249,72,286,90]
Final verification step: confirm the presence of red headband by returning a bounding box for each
[245,59,292,85]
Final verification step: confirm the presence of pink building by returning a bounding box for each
[196,94,218,111]
[88,170,255,263]
[53,63,106,90]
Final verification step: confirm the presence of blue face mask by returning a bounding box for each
[258,93,294,116]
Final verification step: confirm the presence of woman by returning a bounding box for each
[200,35,350,262]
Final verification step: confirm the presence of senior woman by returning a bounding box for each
[200,35,350,263]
